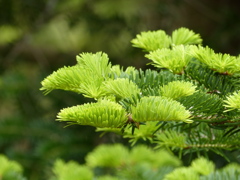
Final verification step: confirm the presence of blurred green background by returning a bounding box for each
[0,0,239,179]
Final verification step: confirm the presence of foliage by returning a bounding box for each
[1,1,161,178]
[224,90,240,111]
[57,99,128,128]
[50,144,240,180]
[189,46,240,75]
[41,27,240,164]
[0,154,26,180]
[50,144,181,180]
[145,45,193,74]
[130,96,192,123]
[50,159,93,180]
[131,30,171,51]
[1,144,239,180]
[1,1,240,179]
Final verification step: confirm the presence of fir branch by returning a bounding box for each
[52,159,93,180]
[76,51,112,79]
[154,126,240,157]
[224,91,240,112]
[155,130,187,151]
[129,145,181,167]
[85,144,129,168]
[119,94,142,112]
[109,65,123,77]
[40,65,107,98]
[103,78,141,99]
[185,60,236,95]
[164,167,199,180]
[40,65,84,94]
[128,69,185,90]
[160,80,197,100]
[200,168,240,180]
[131,96,193,123]
[145,45,193,74]
[0,154,23,174]
[171,27,202,46]
[178,91,224,116]
[123,121,161,145]
[153,122,240,153]
[131,30,171,51]
[57,99,128,128]
[40,27,240,160]
[189,46,240,75]
[191,157,215,176]
[40,52,115,98]
[77,70,107,98]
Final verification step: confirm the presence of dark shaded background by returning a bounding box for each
[0,0,239,179]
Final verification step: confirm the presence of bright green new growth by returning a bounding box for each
[224,91,240,111]
[103,78,141,99]
[57,99,127,128]
[130,145,181,167]
[171,27,202,46]
[131,96,192,123]
[41,27,240,162]
[164,167,199,180]
[123,121,162,145]
[160,80,197,99]
[164,157,215,180]
[131,27,202,52]
[0,155,23,175]
[0,154,25,180]
[52,159,93,180]
[76,52,111,79]
[190,46,240,74]
[86,144,129,168]
[191,157,215,175]
[85,144,181,168]
[51,144,240,180]
[40,65,83,94]
[145,45,193,74]
[40,52,113,98]
[155,130,187,151]
[131,30,171,51]
[96,121,164,145]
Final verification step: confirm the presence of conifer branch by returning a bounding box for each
[40,27,240,159]
[224,91,240,112]
[103,78,141,99]
[145,45,192,74]
[131,30,171,51]
[160,80,197,99]
[131,96,193,123]
[57,99,128,128]
[171,27,203,46]
[189,46,240,75]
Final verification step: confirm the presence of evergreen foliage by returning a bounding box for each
[50,144,240,180]
[57,99,127,128]
[171,27,203,46]
[51,159,93,180]
[189,46,240,75]
[41,27,240,160]
[2,1,240,179]
[131,30,171,51]
[0,154,26,180]
[145,45,193,74]
[3,144,240,180]
[40,27,240,178]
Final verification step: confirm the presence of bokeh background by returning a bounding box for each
[0,0,240,179]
